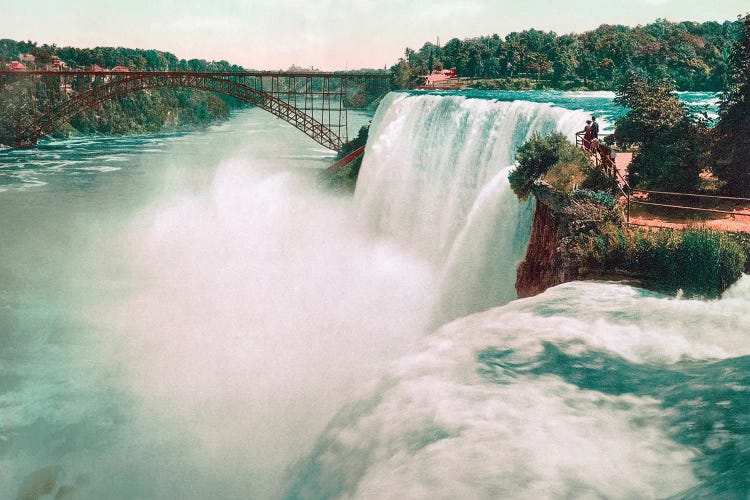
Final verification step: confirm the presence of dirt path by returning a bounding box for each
[615,152,750,233]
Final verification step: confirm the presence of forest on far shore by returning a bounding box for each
[391,18,743,90]
[0,40,246,144]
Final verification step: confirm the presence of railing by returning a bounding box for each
[575,130,628,197]
[1,70,391,150]
[574,131,750,232]
[627,190,750,231]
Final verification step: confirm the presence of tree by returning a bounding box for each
[613,72,710,191]
[528,54,552,81]
[713,14,750,196]
[552,37,579,83]
[390,58,413,89]
[387,18,741,91]
[509,132,593,199]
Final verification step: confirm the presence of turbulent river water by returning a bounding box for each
[2,91,749,499]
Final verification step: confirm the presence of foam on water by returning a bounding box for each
[286,277,750,499]
[355,93,592,323]
[1,107,381,499]
[1,92,742,499]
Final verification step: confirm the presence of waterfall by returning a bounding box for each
[286,94,750,500]
[354,92,590,324]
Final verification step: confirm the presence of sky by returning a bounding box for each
[1,0,747,70]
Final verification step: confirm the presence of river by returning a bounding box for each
[2,91,749,499]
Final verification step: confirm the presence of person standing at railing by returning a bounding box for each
[599,142,616,178]
[582,120,593,151]
[591,116,599,140]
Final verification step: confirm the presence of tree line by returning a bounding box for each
[391,18,742,90]
[0,40,246,144]
[613,14,750,197]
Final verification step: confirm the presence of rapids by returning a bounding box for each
[2,90,747,500]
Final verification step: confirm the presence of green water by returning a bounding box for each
[3,91,747,500]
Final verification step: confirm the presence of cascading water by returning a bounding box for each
[283,93,750,499]
[355,93,590,324]
[4,91,749,500]
[285,278,750,499]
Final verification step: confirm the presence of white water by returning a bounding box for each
[355,93,591,325]
[6,92,747,499]
[283,94,750,499]
[285,278,750,499]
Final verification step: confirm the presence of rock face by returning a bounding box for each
[515,199,574,298]
[515,184,680,299]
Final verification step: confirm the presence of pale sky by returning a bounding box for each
[2,0,746,70]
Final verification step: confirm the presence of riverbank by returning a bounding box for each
[516,181,750,299]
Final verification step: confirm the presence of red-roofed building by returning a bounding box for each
[422,69,458,86]
[112,66,130,72]
[7,61,26,71]
[90,65,105,72]
[418,68,460,89]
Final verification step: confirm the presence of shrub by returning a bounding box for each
[583,226,746,296]
[544,159,586,193]
[571,189,617,208]
[510,132,597,199]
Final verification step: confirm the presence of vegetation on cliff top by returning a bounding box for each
[509,132,607,200]
[563,191,746,296]
[511,132,746,297]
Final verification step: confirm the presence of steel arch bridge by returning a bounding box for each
[0,70,391,151]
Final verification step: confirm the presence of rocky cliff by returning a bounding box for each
[515,188,580,298]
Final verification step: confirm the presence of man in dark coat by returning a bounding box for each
[591,116,599,139]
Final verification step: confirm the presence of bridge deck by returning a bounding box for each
[1,70,391,150]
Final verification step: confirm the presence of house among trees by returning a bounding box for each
[47,56,67,70]
[6,61,26,71]
[112,65,130,72]
[19,53,35,63]
[419,68,459,88]
[90,64,105,72]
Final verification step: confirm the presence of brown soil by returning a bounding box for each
[616,153,750,233]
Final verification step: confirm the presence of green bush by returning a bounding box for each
[510,132,596,199]
[571,189,617,208]
[584,226,746,296]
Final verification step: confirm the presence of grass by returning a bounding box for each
[576,222,747,297]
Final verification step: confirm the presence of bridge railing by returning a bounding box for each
[0,70,392,150]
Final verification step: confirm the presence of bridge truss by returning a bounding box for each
[0,70,391,151]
